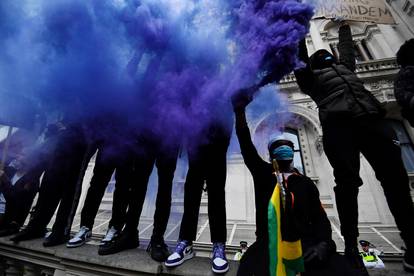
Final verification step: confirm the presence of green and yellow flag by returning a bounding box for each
[268,182,304,276]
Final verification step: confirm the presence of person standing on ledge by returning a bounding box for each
[165,117,232,274]
[294,20,414,274]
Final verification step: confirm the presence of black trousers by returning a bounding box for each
[303,253,358,276]
[237,240,269,276]
[178,132,230,243]
[28,128,88,236]
[80,143,131,231]
[124,136,179,242]
[3,179,39,226]
[322,117,414,246]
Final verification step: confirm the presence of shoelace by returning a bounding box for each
[74,226,89,239]
[213,244,225,260]
[175,241,188,253]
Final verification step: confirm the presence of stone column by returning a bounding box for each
[53,269,67,276]
[332,44,340,59]
[23,263,41,276]
[5,259,23,276]
[356,40,370,61]
[40,268,55,276]
[377,24,407,54]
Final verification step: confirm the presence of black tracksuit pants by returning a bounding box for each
[124,137,179,242]
[80,143,131,231]
[178,130,230,243]
[322,117,414,247]
[27,128,88,236]
[237,240,355,276]
[3,179,39,226]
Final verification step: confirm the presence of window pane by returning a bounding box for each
[388,120,414,173]
[401,147,414,173]
[294,152,304,174]
[283,131,300,150]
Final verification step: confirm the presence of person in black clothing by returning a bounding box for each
[394,39,414,127]
[394,38,414,273]
[11,122,90,247]
[0,123,62,237]
[232,94,355,276]
[165,119,232,274]
[293,21,414,273]
[66,139,132,248]
[98,129,179,262]
[0,158,42,237]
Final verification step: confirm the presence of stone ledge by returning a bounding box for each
[0,237,412,276]
[0,237,239,275]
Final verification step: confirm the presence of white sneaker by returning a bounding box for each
[212,242,229,274]
[67,226,91,248]
[165,240,194,267]
[100,226,119,245]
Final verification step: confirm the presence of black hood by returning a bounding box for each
[309,49,337,70]
[397,39,414,68]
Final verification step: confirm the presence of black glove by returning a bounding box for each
[231,86,258,111]
[303,241,331,268]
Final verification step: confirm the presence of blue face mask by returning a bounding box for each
[271,145,294,161]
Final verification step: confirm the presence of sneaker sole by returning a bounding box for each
[403,260,414,272]
[165,252,195,267]
[212,266,229,274]
[100,237,118,246]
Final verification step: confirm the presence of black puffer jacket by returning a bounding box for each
[394,66,414,126]
[294,25,384,126]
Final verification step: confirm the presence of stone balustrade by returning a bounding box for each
[279,57,400,88]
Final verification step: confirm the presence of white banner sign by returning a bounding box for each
[314,0,396,25]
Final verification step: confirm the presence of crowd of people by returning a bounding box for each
[0,19,414,276]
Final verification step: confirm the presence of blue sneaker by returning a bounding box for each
[165,240,194,267]
[212,242,229,274]
[67,226,91,248]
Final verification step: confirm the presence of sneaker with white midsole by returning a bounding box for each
[165,240,194,267]
[67,226,91,248]
[211,242,229,274]
[100,226,119,245]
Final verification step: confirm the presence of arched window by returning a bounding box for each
[251,114,306,175]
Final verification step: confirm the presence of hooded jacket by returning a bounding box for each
[294,25,384,126]
[395,66,414,126]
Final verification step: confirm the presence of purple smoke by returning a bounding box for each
[0,0,314,146]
